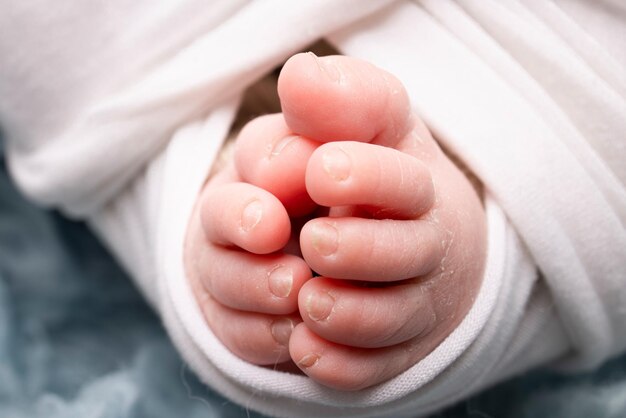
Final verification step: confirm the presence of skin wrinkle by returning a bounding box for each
[350,60,375,127]
[404,319,438,359]
[198,243,216,295]
[395,222,413,280]
[357,220,376,276]
[405,220,437,279]
[378,72,404,146]
[398,232,411,279]
[360,296,383,343]
[376,74,394,145]
[339,367,370,392]
[375,287,429,347]
[407,221,427,278]
[395,152,405,204]
[379,221,398,274]
[377,295,406,345]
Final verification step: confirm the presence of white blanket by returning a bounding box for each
[1,1,625,417]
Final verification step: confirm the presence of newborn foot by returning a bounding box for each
[278,53,487,390]
[185,52,487,390]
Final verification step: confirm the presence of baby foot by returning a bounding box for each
[276,53,487,390]
[183,114,319,365]
[185,52,487,391]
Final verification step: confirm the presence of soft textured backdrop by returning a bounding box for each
[1,137,625,418]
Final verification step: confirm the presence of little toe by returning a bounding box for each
[200,181,291,254]
[278,53,413,147]
[200,294,299,365]
[197,244,311,314]
[306,141,435,219]
[298,277,435,348]
[289,325,430,391]
[300,217,444,282]
[235,114,318,217]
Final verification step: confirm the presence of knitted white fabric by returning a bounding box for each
[1,1,624,417]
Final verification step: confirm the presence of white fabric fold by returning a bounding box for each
[2,0,395,216]
[1,0,625,417]
[328,0,626,368]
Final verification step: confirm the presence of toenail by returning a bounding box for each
[269,135,296,159]
[268,265,293,298]
[307,52,342,82]
[319,60,342,83]
[322,147,351,181]
[241,200,262,232]
[271,318,294,346]
[297,353,320,368]
[311,223,339,256]
[305,291,335,321]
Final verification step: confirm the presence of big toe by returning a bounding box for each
[235,114,318,217]
[278,53,413,147]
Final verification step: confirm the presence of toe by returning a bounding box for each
[200,293,299,365]
[289,325,429,391]
[306,141,435,219]
[235,114,318,217]
[200,181,291,254]
[196,244,311,314]
[278,53,413,147]
[300,217,444,282]
[298,277,435,348]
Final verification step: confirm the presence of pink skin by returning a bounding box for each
[184,53,487,390]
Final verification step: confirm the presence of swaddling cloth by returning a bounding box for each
[1,1,625,417]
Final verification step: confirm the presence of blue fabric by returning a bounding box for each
[1,138,625,418]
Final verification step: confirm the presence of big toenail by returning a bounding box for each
[322,148,350,181]
[308,52,342,82]
[241,200,262,232]
[311,223,339,256]
[271,318,294,346]
[297,353,320,368]
[319,60,342,83]
[305,292,334,321]
[268,265,293,298]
